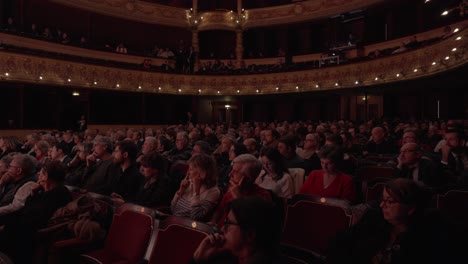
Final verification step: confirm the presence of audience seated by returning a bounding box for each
[0,160,72,264]
[211,154,271,227]
[110,140,143,201]
[256,147,295,199]
[82,137,116,195]
[171,153,221,221]
[111,151,172,209]
[300,145,356,203]
[192,196,283,264]
[328,178,453,263]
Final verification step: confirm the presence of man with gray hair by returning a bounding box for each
[0,154,37,215]
[136,136,158,163]
[82,137,117,195]
[210,154,271,227]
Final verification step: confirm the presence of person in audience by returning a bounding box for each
[192,140,212,157]
[211,154,271,227]
[363,126,397,155]
[0,160,72,264]
[329,178,452,263]
[262,129,280,149]
[136,136,158,163]
[218,143,248,192]
[300,145,355,202]
[0,154,37,215]
[440,128,467,187]
[112,152,172,208]
[164,131,192,163]
[192,197,283,264]
[82,136,116,195]
[243,138,258,157]
[256,147,295,198]
[171,153,221,221]
[49,141,72,165]
[0,137,20,160]
[213,135,235,169]
[395,143,443,189]
[20,133,40,155]
[110,140,143,201]
[65,142,93,186]
[0,156,13,181]
[277,135,305,170]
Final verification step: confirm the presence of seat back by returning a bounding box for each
[436,190,468,232]
[104,203,157,263]
[282,195,352,259]
[365,182,386,203]
[147,215,215,264]
[357,165,395,195]
[288,168,305,195]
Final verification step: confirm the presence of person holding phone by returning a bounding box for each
[210,154,271,227]
[192,197,283,264]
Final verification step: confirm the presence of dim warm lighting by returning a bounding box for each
[158,86,161,90]
[198,89,201,93]
[452,48,457,52]
[4,73,9,76]
[455,36,462,40]
[396,73,400,77]
[374,77,379,81]
[68,78,71,82]
[355,81,359,84]
[94,81,97,85]
[237,90,240,93]
[116,84,120,87]
[217,91,220,94]
[432,62,437,65]
[225,104,231,109]
[453,28,459,33]
[256,89,259,93]
[315,84,319,88]
[413,68,418,72]
[178,89,182,92]
[441,10,449,16]
[296,86,299,89]
[138,85,142,89]
[276,87,279,90]
[39,76,43,80]
[72,91,80,96]
[335,83,339,86]
[445,56,450,60]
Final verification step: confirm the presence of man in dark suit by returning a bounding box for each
[50,141,72,166]
[396,143,444,189]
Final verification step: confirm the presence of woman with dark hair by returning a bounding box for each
[299,145,355,202]
[192,196,283,264]
[0,160,72,263]
[256,147,294,198]
[112,151,172,208]
[329,178,452,263]
[171,153,221,221]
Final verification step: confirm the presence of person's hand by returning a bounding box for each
[177,175,190,196]
[86,153,97,167]
[111,193,125,206]
[31,182,43,193]
[69,153,80,167]
[0,171,14,186]
[441,142,451,163]
[191,172,202,195]
[396,155,403,170]
[193,233,227,262]
[229,176,243,199]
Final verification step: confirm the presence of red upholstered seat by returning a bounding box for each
[281,195,352,260]
[147,215,215,264]
[81,203,157,264]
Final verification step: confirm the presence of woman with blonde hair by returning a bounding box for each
[171,153,221,221]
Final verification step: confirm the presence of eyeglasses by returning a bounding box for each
[381,198,399,206]
[224,218,240,227]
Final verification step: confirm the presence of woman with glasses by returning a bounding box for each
[329,178,451,263]
[192,196,283,264]
[171,153,221,221]
[299,145,355,202]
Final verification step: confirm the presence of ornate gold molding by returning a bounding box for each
[0,28,466,95]
[50,0,384,30]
